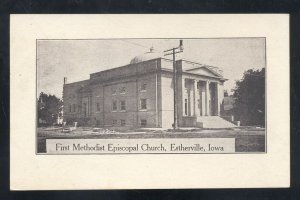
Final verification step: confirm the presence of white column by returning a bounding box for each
[182,78,186,116]
[193,80,198,116]
[215,83,220,116]
[217,82,224,116]
[205,81,210,116]
[201,82,205,116]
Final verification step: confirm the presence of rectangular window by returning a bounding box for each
[121,120,126,126]
[73,104,76,112]
[83,103,88,117]
[112,101,117,111]
[141,119,147,127]
[112,119,117,126]
[184,99,188,115]
[141,83,147,91]
[120,87,126,94]
[96,103,100,111]
[140,99,147,110]
[120,100,126,111]
[69,105,72,112]
[112,88,117,95]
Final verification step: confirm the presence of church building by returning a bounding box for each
[63,49,236,128]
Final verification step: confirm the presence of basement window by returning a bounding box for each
[141,119,147,127]
[121,120,126,126]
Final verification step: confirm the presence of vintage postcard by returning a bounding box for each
[10,14,289,189]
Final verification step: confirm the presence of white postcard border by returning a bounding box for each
[10,14,290,189]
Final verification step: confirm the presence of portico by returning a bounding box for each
[178,73,225,127]
[181,78,221,115]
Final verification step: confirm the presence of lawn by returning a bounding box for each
[37,127,265,153]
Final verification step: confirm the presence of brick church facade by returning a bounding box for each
[63,50,234,128]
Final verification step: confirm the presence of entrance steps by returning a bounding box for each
[196,116,237,129]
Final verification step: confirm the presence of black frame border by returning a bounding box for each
[1,0,300,199]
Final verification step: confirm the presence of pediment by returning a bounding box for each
[185,66,222,77]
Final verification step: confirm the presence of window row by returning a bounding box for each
[111,99,148,112]
[111,83,147,95]
[67,98,148,113]
[112,119,126,126]
[68,103,100,113]
[111,119,147,127]
[68,104,76,113]
[112,100,126,111]
[112,86,126,95]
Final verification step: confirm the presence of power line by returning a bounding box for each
[121,40,265,78]
[119,39,162,53]
[120,40,149,49]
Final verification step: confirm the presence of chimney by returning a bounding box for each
[64,77,68,85]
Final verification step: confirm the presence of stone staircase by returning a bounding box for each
[196,116,237,129]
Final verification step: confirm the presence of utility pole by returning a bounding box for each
[164,40,184,129]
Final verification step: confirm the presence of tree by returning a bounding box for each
[232,68,265,126]
[37,92,63,126]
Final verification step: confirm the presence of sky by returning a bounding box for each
[37,38,265,98]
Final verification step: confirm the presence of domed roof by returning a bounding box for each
[130,47,162,64]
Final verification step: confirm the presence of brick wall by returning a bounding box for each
[63,80,89,125]
[63,59,160,127]
[102,73,158,127]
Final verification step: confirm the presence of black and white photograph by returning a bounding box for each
[36,38,266,154]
